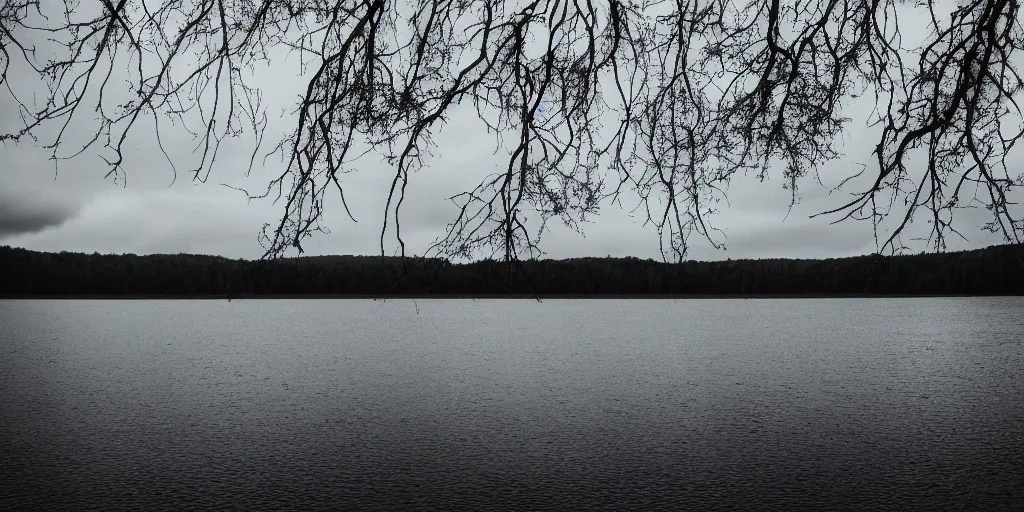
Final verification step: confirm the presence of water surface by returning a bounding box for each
[2,298,1022,510]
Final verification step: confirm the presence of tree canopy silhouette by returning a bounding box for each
[3,243,1023,296]
[2,0,1022,260]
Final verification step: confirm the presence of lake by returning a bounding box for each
[1,298,1022,510]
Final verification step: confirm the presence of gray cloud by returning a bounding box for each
[715,222,875,260]
[0,190,79,238]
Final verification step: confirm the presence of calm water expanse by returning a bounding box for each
[2,298,1022,510]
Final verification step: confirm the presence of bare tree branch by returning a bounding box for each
[3,0,1022,261]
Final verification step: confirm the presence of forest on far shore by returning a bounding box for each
[1,244,1022,297]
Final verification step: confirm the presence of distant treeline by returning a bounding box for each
[2,244,1023,296]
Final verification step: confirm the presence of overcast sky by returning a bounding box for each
[1,5,1018,262]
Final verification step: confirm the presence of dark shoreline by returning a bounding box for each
[6,244,1023,297]
[2,293,1019,300]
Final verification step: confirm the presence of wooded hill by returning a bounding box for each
[1,244,1022,297]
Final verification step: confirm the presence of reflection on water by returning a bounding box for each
[2,298,1022,510]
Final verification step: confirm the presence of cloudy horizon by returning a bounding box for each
[3,137,1011,262]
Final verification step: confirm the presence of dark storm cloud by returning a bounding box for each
[0,192,78,238]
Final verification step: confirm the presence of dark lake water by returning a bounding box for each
[2,298,1022,510]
